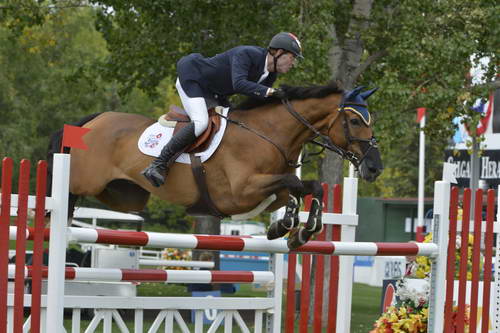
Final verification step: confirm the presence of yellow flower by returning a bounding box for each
[28,46,40,54]
[413,232,483,280]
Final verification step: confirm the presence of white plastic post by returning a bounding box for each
[428,180,450,333]
[494,185,500,331]
[267,253,284,333]
[46,153,70,333]
[348,164,355,178]
[336,177,358,333]
[417,116,426,241]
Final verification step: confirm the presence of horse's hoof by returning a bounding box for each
[267,221,289,240]
[307,219,323,235]
[287,228,313,250]
[313,224,324,235]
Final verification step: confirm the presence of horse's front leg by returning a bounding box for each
[266,187,302,241]
[233,173,304,241]
[287,180,324,249]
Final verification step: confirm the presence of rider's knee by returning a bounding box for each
[192,118,209,136]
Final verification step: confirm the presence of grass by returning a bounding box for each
[351,283,382,333]
[136,282,266,298]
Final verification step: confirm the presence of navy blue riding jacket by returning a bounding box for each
[176,46,277,104]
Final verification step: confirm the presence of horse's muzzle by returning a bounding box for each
[358,146,383,182]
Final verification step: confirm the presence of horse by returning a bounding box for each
[47,82,383,249]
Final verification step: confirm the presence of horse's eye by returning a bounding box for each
[350,118,362,127]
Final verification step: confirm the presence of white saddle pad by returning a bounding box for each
[138,107,229,164]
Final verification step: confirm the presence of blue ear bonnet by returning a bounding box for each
[342,86,378,126]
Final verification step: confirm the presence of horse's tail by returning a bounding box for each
[47,112,102,158]
[46,113,102,219]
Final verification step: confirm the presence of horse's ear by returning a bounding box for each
[345,86,365,101]
[360,87,379,100]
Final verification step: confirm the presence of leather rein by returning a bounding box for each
[220,96,378,169]
[282,98,378,169]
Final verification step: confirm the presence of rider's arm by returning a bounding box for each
[262,74,277,97]
[231,49,274,99]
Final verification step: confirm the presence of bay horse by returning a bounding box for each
[47,82,383,249]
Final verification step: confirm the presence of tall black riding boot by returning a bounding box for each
[142,122,197,187]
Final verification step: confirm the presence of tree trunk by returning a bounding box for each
[319,151,345,191]
[310,0,375,327]
[192,216,221,270]
[339,0,374,88]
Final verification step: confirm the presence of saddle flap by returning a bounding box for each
[158,105,190,128]
[187,108,221,153]
[158,106,222,154]
[168,105,190,122]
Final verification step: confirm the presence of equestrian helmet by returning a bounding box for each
[268,32,303,59]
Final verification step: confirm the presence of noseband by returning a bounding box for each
[282,97,378,169]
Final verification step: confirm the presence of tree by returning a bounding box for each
[265,0,498,327]
[0,6,119,163]
[2,0,498,327]
[0,4,188,229]
[70,0,496,196]
[2,0,498,194]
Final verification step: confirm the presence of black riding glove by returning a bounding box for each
[271,88,286,99]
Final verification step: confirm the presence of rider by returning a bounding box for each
[142,32,303,187]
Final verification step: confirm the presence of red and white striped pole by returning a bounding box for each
[9,225,440,256]
[8,266,274,284]
[416,107,426,242]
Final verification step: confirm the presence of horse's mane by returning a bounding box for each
[235,80,344,111]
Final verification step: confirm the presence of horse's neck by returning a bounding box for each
[231,97,338,154]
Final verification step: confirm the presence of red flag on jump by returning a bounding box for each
[416,107,426,123]
[61,124,91,153]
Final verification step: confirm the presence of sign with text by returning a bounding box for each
[444,149,500,187]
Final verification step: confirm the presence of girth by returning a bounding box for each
[185,153,227,219]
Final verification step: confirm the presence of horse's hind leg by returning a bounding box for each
[95,179,150,212]
[287,180,324,249]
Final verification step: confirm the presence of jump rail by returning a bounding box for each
[1,153,474,333]
[7,266,274,284]
[8,226,439,256]
[43,155,449,332]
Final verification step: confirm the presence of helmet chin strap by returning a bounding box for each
[272,52,285,72]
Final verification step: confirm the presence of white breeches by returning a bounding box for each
[175,78,209,137]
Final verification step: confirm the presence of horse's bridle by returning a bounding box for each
[220,95,378,169]
[281,97,378,169]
